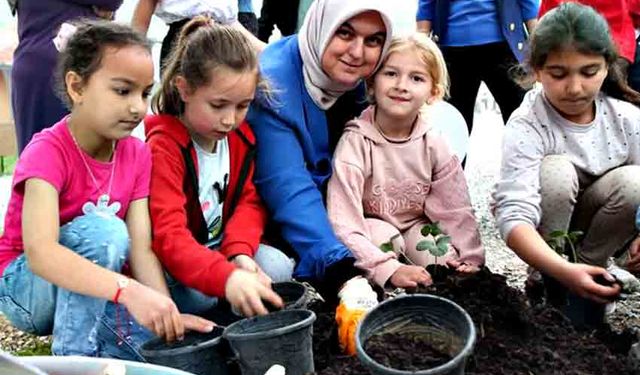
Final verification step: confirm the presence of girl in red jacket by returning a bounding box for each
[145,16,293,318]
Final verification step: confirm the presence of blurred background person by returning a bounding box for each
[11,0,123,154]
[416,0,538,143]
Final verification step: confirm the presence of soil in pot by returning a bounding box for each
[311,267,637,375]
[363,330,454,371]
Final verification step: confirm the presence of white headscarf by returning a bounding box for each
[298,0,393,110]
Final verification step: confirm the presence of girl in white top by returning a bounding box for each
[493,2,640,305]
[130,0,265,74]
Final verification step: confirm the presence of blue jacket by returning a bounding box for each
[246,36,365,280]
[417,0,538,63]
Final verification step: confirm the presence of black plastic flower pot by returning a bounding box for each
[542,274,606,329]
[222,309,316,375]
[140,327,231,375]
[267,281,309,311]
[356,294,476,375]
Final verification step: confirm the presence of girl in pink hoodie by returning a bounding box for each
[327,34,484,289]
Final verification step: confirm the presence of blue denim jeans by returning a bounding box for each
[0,208,129,356]
[97,243,295,361]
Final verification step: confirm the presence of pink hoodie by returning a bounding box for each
[327,106,484,287]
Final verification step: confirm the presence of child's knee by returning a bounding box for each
[364,218,405,249]
[255,244,295,283]
[608,166,640,210]
[540,155,579,202]
[59,213,129,271]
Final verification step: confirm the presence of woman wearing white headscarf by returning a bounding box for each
[246,0,393,299]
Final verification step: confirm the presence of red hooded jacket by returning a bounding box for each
[145,114,267,297]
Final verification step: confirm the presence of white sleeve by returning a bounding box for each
[493,115,546,240]
[155,0,238,24]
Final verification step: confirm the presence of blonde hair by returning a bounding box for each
[367,33,450,105]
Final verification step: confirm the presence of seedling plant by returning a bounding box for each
[545,230,583,263]
[379,222,451,277]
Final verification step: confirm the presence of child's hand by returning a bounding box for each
[181,314,216,333]
[232,254,272,286]
[225,269,283,317]
[626,236,640,272]
[446,259,480,273]
[119,280,185,342]
[557,263,621,304]
[389,265,432,288]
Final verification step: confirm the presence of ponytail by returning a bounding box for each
[152,16,261,115]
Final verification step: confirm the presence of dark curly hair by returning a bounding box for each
[55,19,151,109]
[524,2,640,105]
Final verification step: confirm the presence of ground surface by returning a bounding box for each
[313,268,638,375]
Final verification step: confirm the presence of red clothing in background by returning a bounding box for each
[539,0,637,62]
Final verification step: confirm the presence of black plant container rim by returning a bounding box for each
[223,309,316,342]
[355,294,476,375]
[140,328,225,358]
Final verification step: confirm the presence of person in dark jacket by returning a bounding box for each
[417,0,538,135]
[257,0,300,42]
[11,0,123,153]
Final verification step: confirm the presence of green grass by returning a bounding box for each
[0,155,16,176]
[14,340,52,356]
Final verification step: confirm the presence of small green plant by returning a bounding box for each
[416,222,451,265]
[545,230,583,263]
[379,222,451,274]
[379,234,398,254]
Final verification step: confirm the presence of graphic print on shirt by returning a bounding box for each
[194,138,230,248]
[364,180,430,216]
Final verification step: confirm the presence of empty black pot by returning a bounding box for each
[140,327,230,375]
[223,309,316,375]
[356,294,476,375]
[267,281,308,311]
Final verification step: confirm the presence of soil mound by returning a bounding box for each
[313,267,636,375]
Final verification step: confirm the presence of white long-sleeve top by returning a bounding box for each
[493,86,640,240]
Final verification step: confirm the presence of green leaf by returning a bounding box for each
[430,222,443,236]
[380,242,394,253]
[416,240,434,251]
[567,231,584,243]
[431,236,450,257]
[421,222,444,236]
[548,230,566,239]
[437,235,451,247]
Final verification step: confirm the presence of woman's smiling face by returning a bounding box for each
[320,10,387,86]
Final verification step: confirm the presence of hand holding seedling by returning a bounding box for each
[557,262,620,304]
[389,265,432,288]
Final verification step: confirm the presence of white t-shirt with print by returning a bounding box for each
[155,0,238,24]
[194,138,230,247]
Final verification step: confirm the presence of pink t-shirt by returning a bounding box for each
[0,117,152,274]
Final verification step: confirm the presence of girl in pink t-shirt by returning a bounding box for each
[0,20,213,357]
[327,34,485,290]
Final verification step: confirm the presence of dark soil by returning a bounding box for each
[312,266,638,375]
[364,331,452,371]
